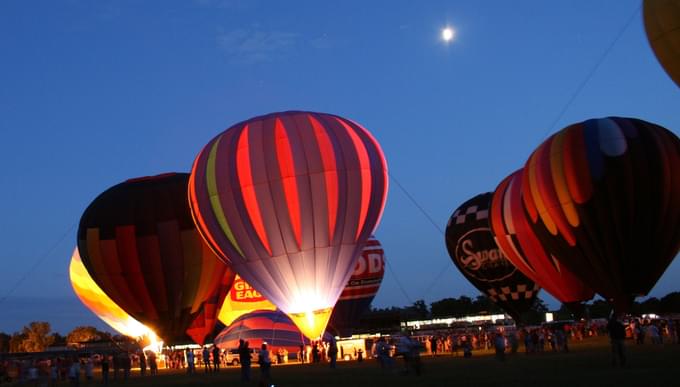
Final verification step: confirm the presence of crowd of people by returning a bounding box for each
[2,316,678,384]
[0,350,152,386]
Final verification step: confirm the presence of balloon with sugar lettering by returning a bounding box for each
[445,193,540,321]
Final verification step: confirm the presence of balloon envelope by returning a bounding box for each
[445,193,540,320]
[490,169,594,304]
[217,275,277,327]
[70,248,154,339]
[214,310,333,355]
[218,236,385,336]
[77,173,235,345]
[189,111,388,339]
[521,117,679,310]
[644,0,680,87]
[328,235,385,336]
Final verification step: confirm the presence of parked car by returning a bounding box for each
[223,348,259,366]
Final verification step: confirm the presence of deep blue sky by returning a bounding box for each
[1,0,678,334]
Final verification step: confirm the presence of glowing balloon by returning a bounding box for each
[189,111,388,339]
[70,248,154,339]
[490,170,594,305]
[522,117,679,311]
[445,193,540,320]
[214,310,333,355]
[77,173,235,345]
[217,275,277,327]
[643,0,680,86]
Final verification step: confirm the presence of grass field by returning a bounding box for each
[57,337,680,387]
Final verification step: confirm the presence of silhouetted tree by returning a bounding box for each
[50,332,66,347]
[585,299,613,319]
[0,332,10,353]
[473,295,504,314]
[430,298,459,318]
[635,297,661,315]
[67,326,105,345]
[401,299,429,320]
[659,292,680,313]
[9,332,26,353]
[519,298,549,325]
[19,322,54,352]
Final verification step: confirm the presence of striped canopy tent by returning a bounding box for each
[214,310,332,354]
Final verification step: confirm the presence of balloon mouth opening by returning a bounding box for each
[288,307,333,340]
[142,331,163,355]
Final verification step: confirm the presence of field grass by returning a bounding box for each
[65,337,680,387]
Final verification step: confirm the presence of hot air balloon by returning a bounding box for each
[77,173,236,345]
[189,111,388,339]
[218,275,277,327]
[328,235,385,336]
[214,310,334,362]
[218,236,385,335]
[70,247,154,339]
[490,170,594,307]
[445,193,540,321]
[522,117,679,311]
[643,0,680,87]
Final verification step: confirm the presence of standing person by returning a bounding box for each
[50,359,59,386]
[68,357,80,387]
[84,358,93,381]
[101,355,109,386]
[186,349,195,375]
[607,314,627,367]
[509,331,519,354]
[28,362,38,385]
[430,336,438,356]
[138,350,146,377]
[494,331,506,361]
[328,339,338,369]
[112,354,120,381]
[298,345,304,363]
[376,338,388,369]
[202,346,211,373]
[238,340,251,382]
[122,354,131,381]
[409,336,422,376]
[397,335,412,374]
[259,343,271,384]
[148,352,158,376]
[212,346,221,373]
[648,323,661,344]
[312,343,320,363]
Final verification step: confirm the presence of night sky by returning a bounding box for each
[1,0,678,334]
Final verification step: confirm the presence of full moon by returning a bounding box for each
[442,27,455,42]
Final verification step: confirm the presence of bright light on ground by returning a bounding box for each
[442,27,455,42]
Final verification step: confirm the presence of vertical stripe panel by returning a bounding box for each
[236,124,272,255]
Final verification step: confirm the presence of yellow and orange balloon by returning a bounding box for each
[644,0,680,86]
[69,248,155,340]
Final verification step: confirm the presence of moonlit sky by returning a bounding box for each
[1,0,678,334]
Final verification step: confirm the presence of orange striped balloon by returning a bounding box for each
[521,117,679,311]
[189,111,388,339]
[490,169,594,305]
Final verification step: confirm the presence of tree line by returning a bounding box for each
[360,292,680,331]
[2,292,679,353]
[0,324,115,354]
